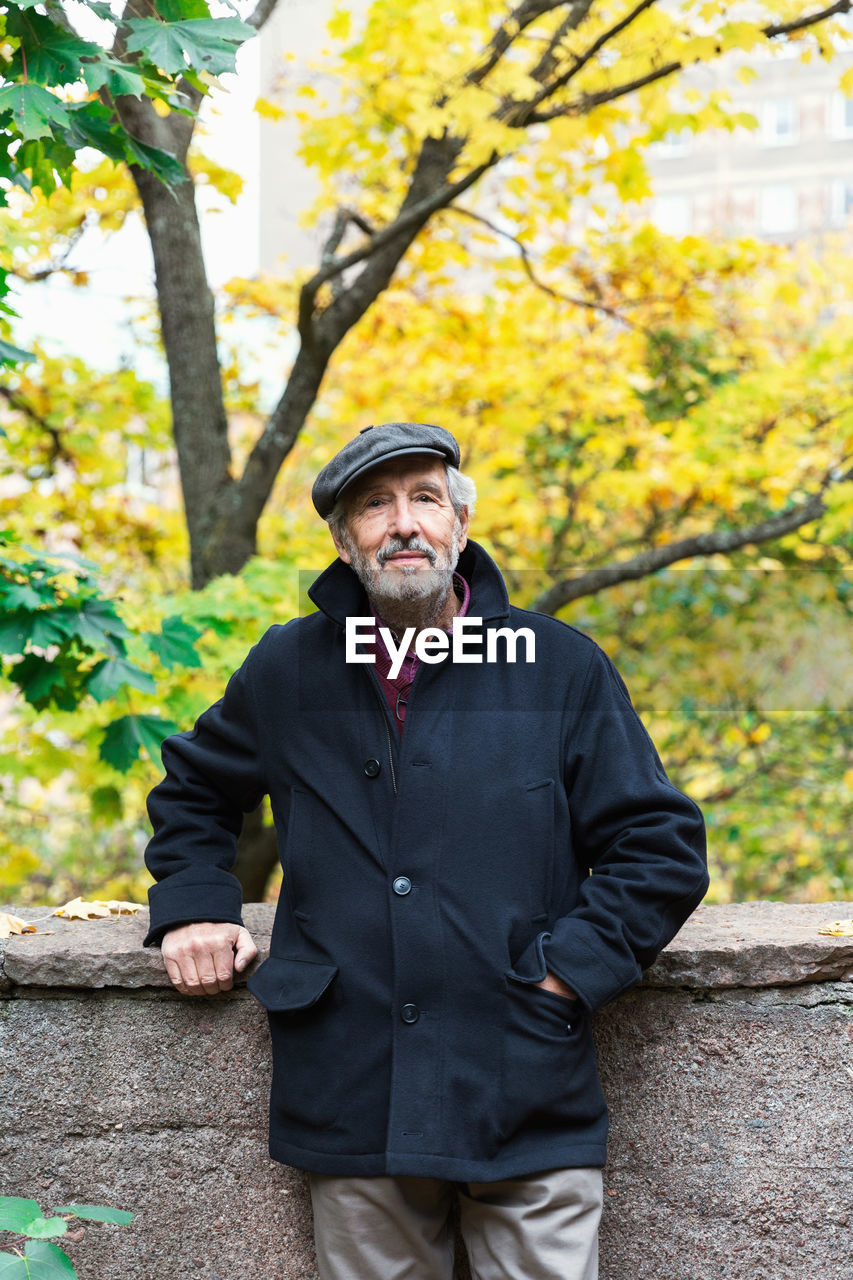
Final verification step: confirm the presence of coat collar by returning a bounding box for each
[307,539,511,629]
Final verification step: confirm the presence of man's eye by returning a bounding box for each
[416,493,436,502]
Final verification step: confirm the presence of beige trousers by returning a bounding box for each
[308,1167,603,1280]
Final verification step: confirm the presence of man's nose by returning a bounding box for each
[387,498,421,538]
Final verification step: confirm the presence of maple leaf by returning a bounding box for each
[0,83,70,142]
[53,897,111,920]
[817,919,853,937]
[0,913,37,938]
[52,898,143,919]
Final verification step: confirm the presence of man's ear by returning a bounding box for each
[331,526,352,564]
[457,505,469,554]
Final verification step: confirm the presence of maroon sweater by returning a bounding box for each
[372,572,471,735]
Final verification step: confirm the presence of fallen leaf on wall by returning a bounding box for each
[0,913,37,938]
[817,919,853,936]
[52,898,143,920]
[53,898,112,919]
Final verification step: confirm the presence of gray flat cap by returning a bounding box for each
[312,421,461,518]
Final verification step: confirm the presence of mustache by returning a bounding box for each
[376,537,437,567]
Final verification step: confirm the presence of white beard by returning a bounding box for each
[342,520,463,630]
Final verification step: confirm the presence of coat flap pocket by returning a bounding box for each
[247,955,338,1011]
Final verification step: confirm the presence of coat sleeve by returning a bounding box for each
[141,643,268,948]
[538,642,709,1012]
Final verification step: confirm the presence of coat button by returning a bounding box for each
[400,1003,419,1024]
[392,876,412,896]
[363,758,381,777]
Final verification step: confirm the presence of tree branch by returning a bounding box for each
[296,154,496,345]
[523,59,682,123]
[539,0,657,100]
[309,161,495,291]
[530,464,853,614]
[528,3,594,84]
[505,0,853,126]
[0,387,72,466]
[10,225,89,283]
[467,0,572,87]
[227,138,500,558]
[320,206,378,304]
[764,0,853,39]
[246,0,281,32]
[449,204,641,328]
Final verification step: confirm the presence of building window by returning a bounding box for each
[762,99,798,146]
[830,91,853,138]
[760,184,797,234]
[829,179,853,225]
[653,194,691,236]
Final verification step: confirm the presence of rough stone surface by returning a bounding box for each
[0,902,275,989]
[3,901,852,991]
[644,900,853,989]
[1,902,852,1279]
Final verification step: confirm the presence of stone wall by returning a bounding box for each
[1,902,851,1280]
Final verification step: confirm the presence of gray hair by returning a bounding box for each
[325,463,476,542]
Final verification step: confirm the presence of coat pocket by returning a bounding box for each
[248,955,345,1132]
[247,954,338,1011]
[499,971,605,1144]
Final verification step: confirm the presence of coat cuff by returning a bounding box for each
[541,920,643,1013]
[142,875,244,948]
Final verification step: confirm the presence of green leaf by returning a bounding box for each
[15,136,76,195]
[0,1197,42,1233]
[0,611,31,653]
[84,1,122,17]
[0,336,36,366]
[22,1240,76,1278]
[51,1204,133,1225]
[12,33,103,87]
[156,0,211,20]
[99,714,177,772]
[59,103,185,187]
[90,784,124,821]
[0,1251,30,1279]
[121,135,186,188]
[2,583,52,611]
[13,653,79,711]
[22,1218,67,1240]
[29,611,79,647]
[146,615,202,669]
[123,16,254,78]
[85,657,156,702]
[0,84,71,142]
[122,18,189,74]
[59,101,129,163]
[81,59,148,101]
[74,596,132,648]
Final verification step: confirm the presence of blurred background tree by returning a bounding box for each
[1,0,852,907]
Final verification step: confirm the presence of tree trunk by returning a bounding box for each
[232,805,281,903]
[131,163,237,590]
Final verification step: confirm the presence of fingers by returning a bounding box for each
[233,926,259,973]
[161,922,256,997]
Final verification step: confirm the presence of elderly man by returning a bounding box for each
[143,421,708,1280]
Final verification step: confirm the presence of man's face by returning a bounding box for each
[332,455,469,610]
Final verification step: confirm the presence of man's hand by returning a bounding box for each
[160,922,258,996]
[536,970,578,1001]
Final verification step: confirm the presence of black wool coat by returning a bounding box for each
[143,540,709,1180]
